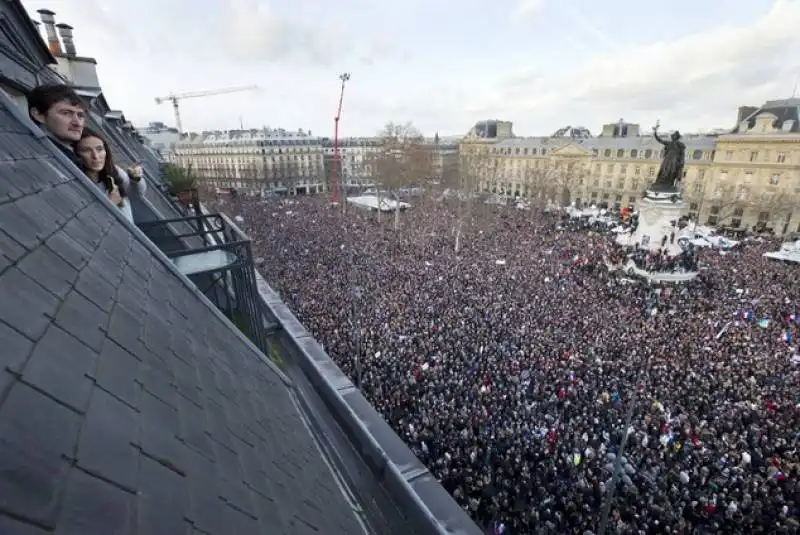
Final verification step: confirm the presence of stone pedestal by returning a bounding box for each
[614,189,699,283]
[616,190,684,255]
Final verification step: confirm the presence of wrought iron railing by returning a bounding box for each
[137,213,273,354]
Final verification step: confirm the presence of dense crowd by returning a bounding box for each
[211,193,799,534]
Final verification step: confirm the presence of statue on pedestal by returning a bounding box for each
[651,120,685,192]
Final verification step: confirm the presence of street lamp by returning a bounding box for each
[352,284,363,388]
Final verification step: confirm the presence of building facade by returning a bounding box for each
[460,105,800,235]
[692,100,800,234]
[170,128,326,195]
[138,121,180,158]
[321,137,381,187]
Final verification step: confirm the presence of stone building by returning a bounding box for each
[460,106,800,235]
[171,129,326,195]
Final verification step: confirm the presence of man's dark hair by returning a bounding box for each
[27,84,85,118]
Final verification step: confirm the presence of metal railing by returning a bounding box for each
[137,213,272,354]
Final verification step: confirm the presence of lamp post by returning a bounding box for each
[598,305,657,535]
[352,284,363,388]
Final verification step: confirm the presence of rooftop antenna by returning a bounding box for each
[791,69,800,99]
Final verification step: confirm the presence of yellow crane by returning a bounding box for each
[154,85,259,134]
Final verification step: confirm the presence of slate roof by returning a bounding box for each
[0,94,368,534]
[733,98,800,134]
[495,134,717,152]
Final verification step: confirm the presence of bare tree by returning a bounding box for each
[452,151,485,252]
[371,121,434,230]
[697,182,785,228]
[240,162,259,196]
[446,147,496,252]
[524,159,585,210]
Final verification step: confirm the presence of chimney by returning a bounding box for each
[737,106,758,124]
[56,23,76,56]
[36,9,62,55]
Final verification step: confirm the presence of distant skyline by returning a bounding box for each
[20,0,800,137]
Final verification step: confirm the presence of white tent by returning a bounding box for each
[764,240,800,264]
[346,195,411,212]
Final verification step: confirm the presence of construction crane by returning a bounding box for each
[155,85,259,134]
[331,73,350,203]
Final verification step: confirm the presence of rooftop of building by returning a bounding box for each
[178,128,320,146]
[492,132,718,151]
[732,98,800,134]
[138,121,179,134]
[0,92,372,534]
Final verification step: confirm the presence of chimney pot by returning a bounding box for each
[737,106,758,124]
[56,23,76,56]
[37,9,62,55]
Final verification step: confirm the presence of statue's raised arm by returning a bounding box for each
[652,120,667,145]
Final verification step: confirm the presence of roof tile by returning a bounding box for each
[17,245,79,299]
[56,468,135,535]
[22,325,97,411]
[76,388,139,492]
[53,291,108,352]
[0,268,60,340]
[0,440,69,528]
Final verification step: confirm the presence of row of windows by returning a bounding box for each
[594,163,657,176]
[176,147,325,156]
[722,150,790,163]
[716,170,787,185]
[491,146,720,161]
[185,139,320,148]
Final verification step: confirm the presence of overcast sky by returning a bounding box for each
[20,0,800,137]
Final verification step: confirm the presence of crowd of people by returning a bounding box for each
[210,192,799,535]
[29,79,799,534]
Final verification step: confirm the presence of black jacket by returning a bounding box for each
[46,134,82,169]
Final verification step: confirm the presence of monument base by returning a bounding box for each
[616,191,684,255]
[613,189,699,283]
[620,260,698,283]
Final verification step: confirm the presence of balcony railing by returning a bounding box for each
[137,213,272,354]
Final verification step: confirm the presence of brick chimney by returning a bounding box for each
[56,23,76,56]
[36,9,62,55]
[737,106,758,124]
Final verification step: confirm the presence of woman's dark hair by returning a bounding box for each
[78,129,126,198]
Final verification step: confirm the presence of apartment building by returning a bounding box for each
[137,121,180,158]
[692,100,800,234]
[170,128,325,195]
[460,103,800,235]
[320,136,381,187]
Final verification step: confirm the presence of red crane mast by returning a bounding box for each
[331,72,350,202]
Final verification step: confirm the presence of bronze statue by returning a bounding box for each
[651,120,685,191]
